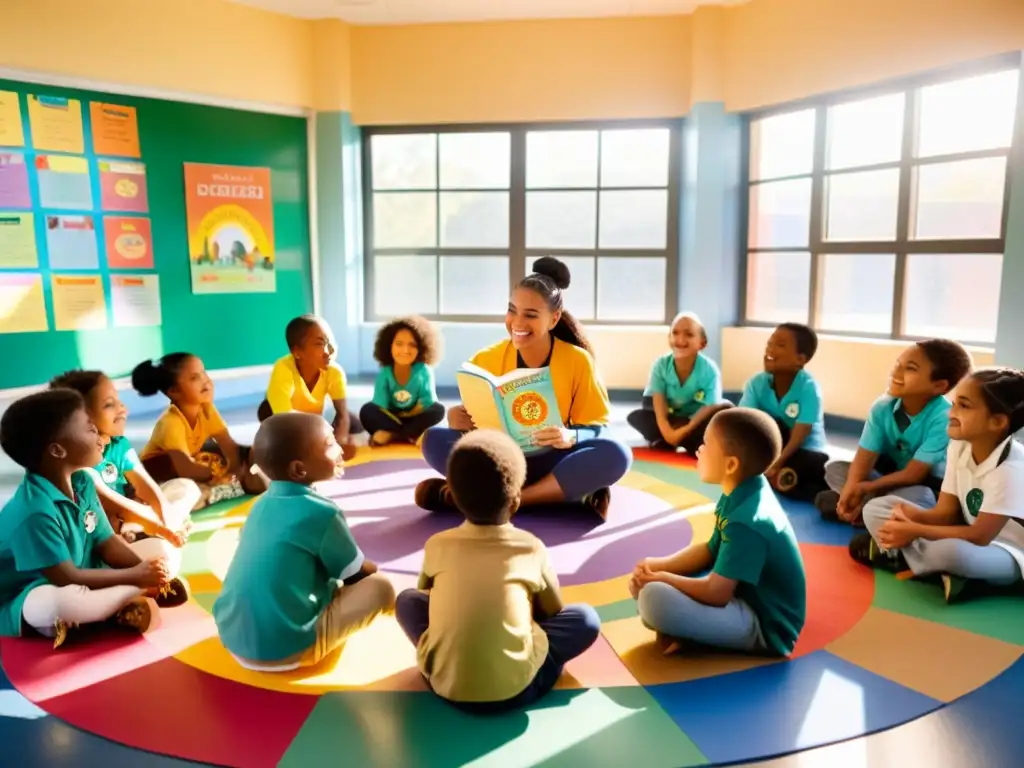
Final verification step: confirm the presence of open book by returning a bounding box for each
[455,363,562,452]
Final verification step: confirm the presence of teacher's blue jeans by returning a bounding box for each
[420,427,632,500]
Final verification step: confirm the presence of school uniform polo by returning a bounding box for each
[707,474,807,656]
[140,403,227,460]
[415,521,563,703]
[643,352,723,419]
[941,437,1024,575]
[213,481,364,663]
[265,354,347,416]
[371,362,438,413]
[0,471,115,637]
[860,394,951,478]
[96,435,140,495]
[739,369,828,453]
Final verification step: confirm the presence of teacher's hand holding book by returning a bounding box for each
[530,426,575,450]
[447,405,475,431]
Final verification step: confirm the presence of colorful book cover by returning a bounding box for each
[456,363,562,453]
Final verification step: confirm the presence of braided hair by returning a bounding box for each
[518,257,594,357]
[972,367,1024,437]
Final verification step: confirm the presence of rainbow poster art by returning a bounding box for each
[183,163,275,294]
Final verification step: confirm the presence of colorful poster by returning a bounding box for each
[0,92,25,147]
[0,213,38,268]
[0,153,31,209]
[51,274,106,330]
[37,155,93,209]
[0,273,48,334]
[104,216,153,269]
[111,274,161,327]
[90,102,140,157]
[46,215,99,270]
[27,95,85,154]
[99,160,148,212]
[183,163,276,294]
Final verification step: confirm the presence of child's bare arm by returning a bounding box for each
[123,465,168,518]
[161,450,214,482]
[211,430,244,474]
[331,398,352,440]
[644,542,713,576]
[650,394,677,444]
[86,469,169,532]
[42,537,166,590]
[650,571,738,608]
[343,558,378,585]
[902,492,962,525]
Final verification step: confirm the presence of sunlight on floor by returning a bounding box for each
[796,668,866,748]
[0,690,47,720]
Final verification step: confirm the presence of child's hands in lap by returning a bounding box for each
[131,557,170,588]
[877,508,917,550]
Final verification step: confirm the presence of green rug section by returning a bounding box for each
[280,687,707,768]
[632,460,719,502]
[597,598,639,623]
[872,571,1024,645]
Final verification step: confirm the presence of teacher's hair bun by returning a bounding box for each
[533,256,571,291]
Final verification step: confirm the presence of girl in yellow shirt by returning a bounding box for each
[414,257,632,519]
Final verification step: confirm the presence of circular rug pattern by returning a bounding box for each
[2,445,1022,768]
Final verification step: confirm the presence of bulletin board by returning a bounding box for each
[0,77,311,390]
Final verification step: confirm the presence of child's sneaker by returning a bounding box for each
[581,488,611,521]
[414,478,453,511]
[370,430,393,447]
[848,532,908,572]
[52,618,75,650]
[814,490,840,521]
[114,597,161,634]
[942,574,970,603]
[154,576,191,608]
[776,467,798,493]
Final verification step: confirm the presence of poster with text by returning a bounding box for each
[183,162,275,294]
[100,160,148,212]
[90,102,141,157]
[0,92,25,147]
[0,273,48,334]
[104,216,153,269]
[36,155,93,209]
[27,95,84,154]
[51,274,107,330]
[0,153,31,209]
[46,215,99,270]
[111,274,161,327]
[0,213,38,268]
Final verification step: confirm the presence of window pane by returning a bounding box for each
[439,191,509,248]
[827,92,905,170]
[825,169,900,241]
[913,156,1007,240]
[599,128,671,187]
[372,192,436,248]
[596,257,666,321]
[818,253,895,333]
[371,134,436,190]
[529,255,595,320]
[439,256,509,315]
[526,130,598,188]
[439,132,510,189]
[598,189,668,249]
[749,109,816,181]
[525,191,597,248]
[374,256,437,316]
[917,69,1020,157]
[746,251,810,324]
[748,178,812,248]
[904,253,1002,343]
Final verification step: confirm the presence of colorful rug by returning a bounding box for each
[2,446,1022,768]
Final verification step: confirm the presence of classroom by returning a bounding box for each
[0,0,1022,766]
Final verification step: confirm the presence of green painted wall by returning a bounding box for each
[0,77,311,389]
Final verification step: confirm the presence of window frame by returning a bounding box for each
[361,119,682,324]
[740,53,1022,348]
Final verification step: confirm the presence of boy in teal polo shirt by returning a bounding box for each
[739,322,829,500]
[214,412,395,671]
[0,389,184,649]
[628,312,732,454]
[630,408,806,655]
[817,339,973,525]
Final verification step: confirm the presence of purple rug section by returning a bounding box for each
[318,458,697,586]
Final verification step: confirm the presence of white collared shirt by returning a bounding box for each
[941,437,1024,573]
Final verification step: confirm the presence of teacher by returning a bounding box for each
[415,257,632,519]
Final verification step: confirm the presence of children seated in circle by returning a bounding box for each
[133,352,268,507]
[360,316,445,447]
[817,340,972,525]
[0,390,189,650]
[627,312,731,454]
[395,428,600,711]
[630,408,806,655]
[214,412,395,671]
[738,323,828,500]
[259,314,362,459]
[416,257,632,519]
[852,367,1024,602]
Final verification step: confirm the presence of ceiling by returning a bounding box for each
[227,0,748,25]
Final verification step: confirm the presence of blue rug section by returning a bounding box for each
[778,497,858,548]
[646,650,941,765]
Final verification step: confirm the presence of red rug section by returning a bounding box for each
[794,543,875,658]
[632,447,698,467]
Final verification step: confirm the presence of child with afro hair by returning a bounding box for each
[360,315,445,447]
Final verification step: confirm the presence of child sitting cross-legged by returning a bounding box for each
[395,429,601,712]
[852,367,1024,603]
[630,408,806,656]
[0,390,189,650]
[213,412,395,671]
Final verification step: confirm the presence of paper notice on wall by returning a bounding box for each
[0,153,31,209]
[51,273,107,330]
[0,92,25,147]
[111,273,161,327]
[99,160,148,213]
[90,102,141,158]
[27,94,85,154]
[0,213,38,268]
[45,215,99,270]
[0,273,48,334]
[36,155,93,209]
[104,216,154,269]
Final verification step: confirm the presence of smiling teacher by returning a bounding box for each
[415,257,632,519]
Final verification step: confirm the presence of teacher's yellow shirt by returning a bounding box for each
[265,355,347,416]
[469,337,610,427]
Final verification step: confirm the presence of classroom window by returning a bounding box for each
[744,60,1021,346]
[364,123,679,323]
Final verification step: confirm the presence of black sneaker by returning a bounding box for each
[581,488,611,520]
[815,490,840,521]
[942,574,971,603]
[848,532,908,572]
